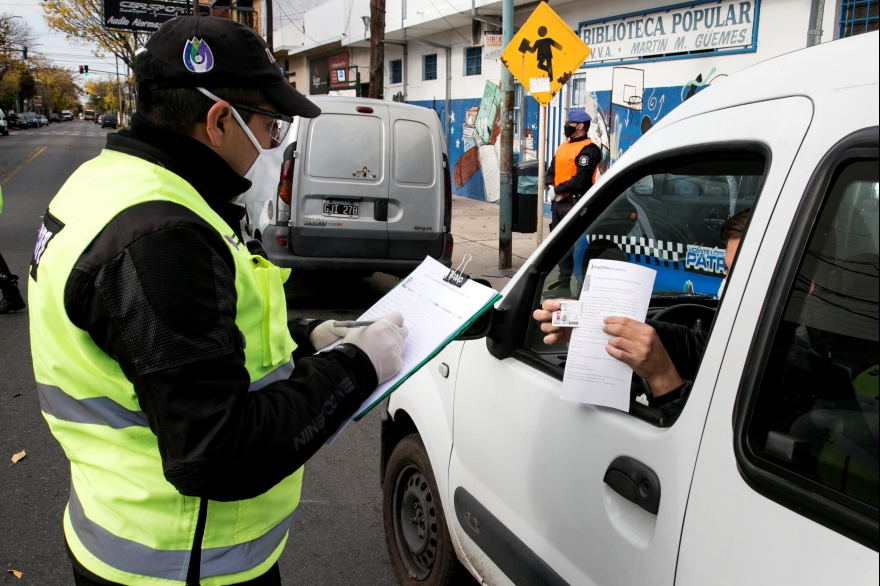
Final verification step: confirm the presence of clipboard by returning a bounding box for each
[328,256,502,442]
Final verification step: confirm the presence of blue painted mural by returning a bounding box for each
[408,66,723,202]
[409,82,540,202]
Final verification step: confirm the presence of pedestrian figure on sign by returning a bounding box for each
[519,26,562,80]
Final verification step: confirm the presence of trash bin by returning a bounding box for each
[512,160,539,233]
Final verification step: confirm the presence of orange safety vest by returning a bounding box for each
[554,138,600,190]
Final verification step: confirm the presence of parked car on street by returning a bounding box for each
[378,32,879,586]
[247,96,453,276]
[7,113,29,130]
[101,114,117,129]
[39,115,48,126]
[60,109,73,121]
[96,114,103,126]
[23,112,40,128]
[49,113,61,123]
[0,110,7,136]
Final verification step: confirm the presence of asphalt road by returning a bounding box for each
[0,121,400,585]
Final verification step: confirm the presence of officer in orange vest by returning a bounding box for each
[545,108,601,296]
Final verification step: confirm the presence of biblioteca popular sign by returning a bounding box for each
[579,0,758,64]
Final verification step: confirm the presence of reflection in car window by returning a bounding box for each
[748,160,878,510]
[529,155,765,358]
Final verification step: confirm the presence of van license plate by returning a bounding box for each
[323,201,359,218]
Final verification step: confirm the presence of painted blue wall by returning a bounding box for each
[407,82,707,202]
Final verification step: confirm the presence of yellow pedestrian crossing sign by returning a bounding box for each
[501,2,591,105]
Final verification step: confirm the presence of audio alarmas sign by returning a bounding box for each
[578,0,759,65]
[103,0,189,33]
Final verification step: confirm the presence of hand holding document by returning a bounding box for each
[561,260,656,411]
[328,257,501,442]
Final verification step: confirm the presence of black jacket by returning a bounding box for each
[63,115,377,502]
[644,320,709,419]
[545,134,602,197]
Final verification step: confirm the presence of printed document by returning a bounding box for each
[328,257,500,442]
[561,260,656,411]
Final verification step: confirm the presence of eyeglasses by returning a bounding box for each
[228,102,293,147]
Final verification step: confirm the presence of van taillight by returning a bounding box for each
[443,153,452,230]
[278,158,294,205]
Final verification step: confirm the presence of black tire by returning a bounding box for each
[383,434,473,586]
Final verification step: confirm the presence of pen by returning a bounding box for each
[333,320,377,328]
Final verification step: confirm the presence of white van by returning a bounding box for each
[379,32,879,586]
[248,96,453,276]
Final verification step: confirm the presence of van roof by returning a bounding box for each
[652,31,879,135]
[307,95,441,118]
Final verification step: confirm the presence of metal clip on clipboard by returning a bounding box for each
[443,254,472,288]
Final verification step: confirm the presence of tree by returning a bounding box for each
[36,66,82,113]
[0,12,36,85]
[84,78,123,114]
[41,0,147,69]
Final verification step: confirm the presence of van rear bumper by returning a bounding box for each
[263,225,453,273]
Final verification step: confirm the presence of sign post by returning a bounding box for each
[501,1,590,247]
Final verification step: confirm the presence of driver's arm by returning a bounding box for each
[533,302,700,416]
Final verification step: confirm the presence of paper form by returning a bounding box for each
[328,257,500,442]
[561,260,656,411]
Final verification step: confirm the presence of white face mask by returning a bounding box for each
[196,87,285,204]
[717,278,726,300]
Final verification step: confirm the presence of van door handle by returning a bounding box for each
[603,456,661,514]
[374,200,388,221]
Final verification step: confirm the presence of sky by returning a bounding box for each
[1,0,138,80]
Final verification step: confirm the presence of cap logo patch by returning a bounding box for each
[183,37,214,73]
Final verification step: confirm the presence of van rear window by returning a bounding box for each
[308,114,383,181]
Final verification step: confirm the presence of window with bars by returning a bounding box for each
[424,54,438,81]
[839,0,879,37]
[465,47,482,76]
[390,59,403,85]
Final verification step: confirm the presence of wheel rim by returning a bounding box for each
[392,463,439,580]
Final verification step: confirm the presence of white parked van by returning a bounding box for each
[248,96,453,275]
[379,32,879,586]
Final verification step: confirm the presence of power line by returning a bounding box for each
[424,0,473,45]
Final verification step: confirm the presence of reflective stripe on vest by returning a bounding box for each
[554,138,597,187]
[30,150,302,585]
[39,355,294,428]
[68,484,293,581]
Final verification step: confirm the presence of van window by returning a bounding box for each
[307,114,383,181]
[523,154,766,425]
[747,159,878,510]
[393,120,434,185]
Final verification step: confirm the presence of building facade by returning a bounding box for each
[273,0,877,203]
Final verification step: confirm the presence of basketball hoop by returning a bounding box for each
[626,95,643,107]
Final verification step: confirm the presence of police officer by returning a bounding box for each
[545,109,602,297]
[29,16,407,586]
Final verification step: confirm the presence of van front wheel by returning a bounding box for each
[383,434,473,586]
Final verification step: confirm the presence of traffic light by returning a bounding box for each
[79,65,84,75]
[21,46,27,59]
[84,65,89,76]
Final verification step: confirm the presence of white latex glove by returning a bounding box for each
[309,320,350,351]
[342,312,408,384]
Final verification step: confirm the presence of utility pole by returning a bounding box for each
[115,54,124,126]
[497,0,514,269]
[368,0,386,99]
[265,0,273,52]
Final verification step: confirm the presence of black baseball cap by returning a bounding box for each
[137,15,320,118]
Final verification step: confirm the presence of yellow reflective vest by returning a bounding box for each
[29,149,301,585]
